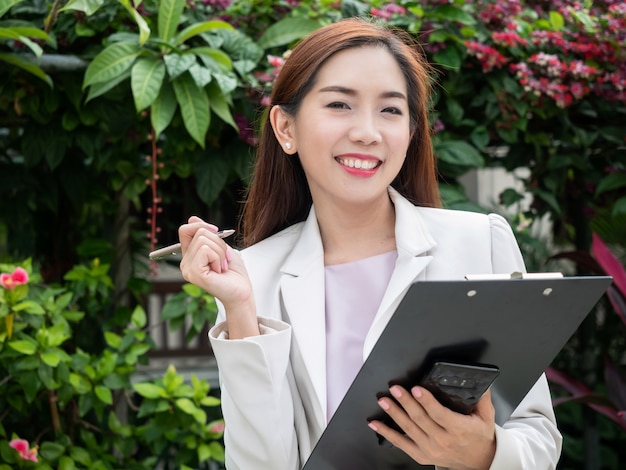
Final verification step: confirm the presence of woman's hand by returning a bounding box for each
[368,386,496,470]
[178,216,259,338]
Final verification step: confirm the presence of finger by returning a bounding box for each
[192,228,229,272]
[378,387,428,440]
[182,229,228,277]
[409,386,453,430]
[473,389,495,421]
[178,219,219,251]
[367,418,422,458]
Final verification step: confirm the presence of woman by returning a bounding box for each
[178,18,562,469]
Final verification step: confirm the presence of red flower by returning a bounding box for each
[9,438,38,462]
[0,267,29,290]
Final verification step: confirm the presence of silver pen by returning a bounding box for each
[148,229,236,260]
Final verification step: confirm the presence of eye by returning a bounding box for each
[382,106,403,115]
[327,101,350,109]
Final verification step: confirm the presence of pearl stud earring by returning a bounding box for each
[285,142,292,150]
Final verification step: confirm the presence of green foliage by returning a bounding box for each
[80,0,240,147]
[0,261,224,469]
[0,1,625,467]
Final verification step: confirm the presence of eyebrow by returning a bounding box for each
[318,85,407,101]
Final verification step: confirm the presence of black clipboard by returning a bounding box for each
[302,276,612,470]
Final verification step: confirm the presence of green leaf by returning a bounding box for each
[47,324,70,347]
[435,140,484,168]
[569,7,597,32]
[59,0,105,16]
[119,0,151,45]
[163,364,183,392]
[0,0,24,18]
[612,196,626,217]
[95,385,113,404]
[163,53,196,79]
[183,283,203,297]
[196,154,230,205]
[198,443,212,462]
[83,42,141,88]
[175,20,234,46]
[70,373,92,394]
[208,83,237,130]
[85,69,131,102]
[131,305,147,328]
[151,79,177,137]
[104,331,122,349]
[39,442,65,461]
[433,46,462,69]
[188,63,213,88]
[2,25,54,46]
[70,447,91,467]
[200,395,221,407]
[257,17,322,49]
[12,299,45,314]
[431,4,476,25]
[549,11,565,31]
[172,73,210,147]
[58,455,75,470]
[161,294,187,320]
[133,382,162,399]
[8,339,38,355]
[175,397,197,415]
[469,126,490,150]
[158,0,185,42]
[41,350,61,367]
[445,99,464,126]
[192,47,233,71]
[209,441,225,462]
[0,52,52,87]
[55,291,74,310]
[595,173,626,196]
[177,397,206,423]
[131,57,165,111]
[532,188,562,216]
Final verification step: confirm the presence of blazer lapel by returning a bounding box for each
[364,188,437,355]
[279,209,328,428]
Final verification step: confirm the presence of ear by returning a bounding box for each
[269,106,297,154]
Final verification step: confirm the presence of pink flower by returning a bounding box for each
[267,55,285,68]
[9,438,38,462]
[209,421,225,433]
[0,267,29,290]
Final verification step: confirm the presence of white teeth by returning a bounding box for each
[338,158,378,170]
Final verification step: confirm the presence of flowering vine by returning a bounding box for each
[0,266,29,339]
[9,438,38,463]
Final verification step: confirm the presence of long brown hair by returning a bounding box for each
[241,17,441,246]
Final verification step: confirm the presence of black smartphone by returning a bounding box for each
[418,361,500,414]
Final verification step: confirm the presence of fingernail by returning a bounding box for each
[226,246,233,262]
[222,259,228,271]
[368,422,378,432]
[378,398,390,410]
[390,386,402,399]
[411,386,422,399]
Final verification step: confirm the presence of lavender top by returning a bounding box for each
[324,250,397,421]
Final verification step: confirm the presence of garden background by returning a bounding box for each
[0,0,625,468]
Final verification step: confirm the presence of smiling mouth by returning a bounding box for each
[336,157,381,170]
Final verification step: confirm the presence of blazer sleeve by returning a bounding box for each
[209,317,300,470]
[487,214,563,469]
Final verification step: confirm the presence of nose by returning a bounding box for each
[348,113,382,145]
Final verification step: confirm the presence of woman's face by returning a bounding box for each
[275,46,412,211]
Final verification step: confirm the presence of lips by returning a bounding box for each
[335,156,381,170]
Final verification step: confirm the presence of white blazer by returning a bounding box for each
[209,188,562,469]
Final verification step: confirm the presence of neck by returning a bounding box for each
[316,193,397,265]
